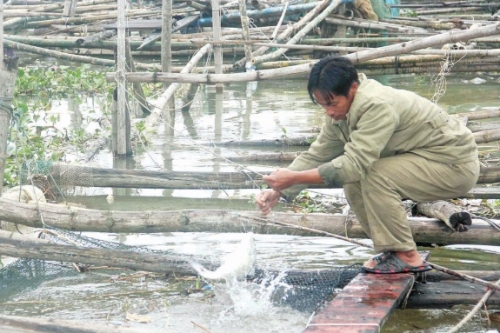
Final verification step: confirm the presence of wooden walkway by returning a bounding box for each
[303,252,429,333]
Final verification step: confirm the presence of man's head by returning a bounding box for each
[308,56,359,121]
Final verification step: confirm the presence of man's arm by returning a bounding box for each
[280,117,345,200]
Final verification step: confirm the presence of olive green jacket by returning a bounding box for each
[280,74,478,200]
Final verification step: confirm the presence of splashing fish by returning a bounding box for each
[190,232,256,281]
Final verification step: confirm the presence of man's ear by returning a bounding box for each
[349,82,359,98]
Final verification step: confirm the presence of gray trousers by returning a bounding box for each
[343,153,480,253]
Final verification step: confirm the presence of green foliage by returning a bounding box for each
[3,65,112,187]
[15,65,113,98]
[134,120,151,147]
[291,190,326,213]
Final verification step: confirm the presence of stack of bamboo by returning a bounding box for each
[1,0,499,74]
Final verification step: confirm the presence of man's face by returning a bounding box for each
[312,83,358,121]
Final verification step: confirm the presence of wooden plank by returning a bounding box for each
[303,253,429,333]
[407,280,500,308]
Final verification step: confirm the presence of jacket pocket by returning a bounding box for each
[426,111,449,129]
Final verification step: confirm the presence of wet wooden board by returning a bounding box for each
[407,280,500,308]
[303,252,429,333]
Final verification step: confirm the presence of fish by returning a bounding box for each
[190,232,256,281]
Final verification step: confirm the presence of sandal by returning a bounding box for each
[362,251,432,274]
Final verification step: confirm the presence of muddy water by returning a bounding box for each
[2,72,500,332]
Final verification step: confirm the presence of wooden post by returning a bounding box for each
[161,0,172,77]
[0,0,18,194]
[0,0,3,68]
[111,88,117,153]
[161,0,174,112]
[115,0,131,155]
[212,0,223,93]
[238,0,253,71]
[62,0,77,17]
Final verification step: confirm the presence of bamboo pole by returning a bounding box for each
[271,1,288,39]
[22,9,160,27]
[417,201,471,232]
[1,199,500,246]
[75,4,116,13]
[473,129,500,144]
[324,16,429,34]
[161,0,172,78]
[381,18,457,30]
[233,0,328,69]
[116,0,128,155]
[144,44,212,130]
[4,39,115,66]
[125,40,151,115]
[0,0,3,68]
[455,109,500,120]
[3,11,65,17]
[197,1,320,27]
[3,15,58,30]
[212,0,223,91]
[62,0,77,17]
[111,23,500,84]
[20,162,500,190]
[416,7,485,15]
[3,34,195,50]
[446,278,500,333]
[252,0,343,66]
[238,0,253,71]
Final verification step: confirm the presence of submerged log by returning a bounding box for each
[0,314,161,333]
[0,229,197,275]
[1,198,500,246]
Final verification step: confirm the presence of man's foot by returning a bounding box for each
[362,251,432,274]
[363,250,423,269]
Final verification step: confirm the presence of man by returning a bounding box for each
[255,56,479,274]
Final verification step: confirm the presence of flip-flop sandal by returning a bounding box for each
[362,251,432,274]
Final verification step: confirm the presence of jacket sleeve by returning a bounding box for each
[280,116,345,201]
[318,100,400,186]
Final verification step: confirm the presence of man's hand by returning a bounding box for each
[263,168,298,191]
[255,189,281,215]
[263,168,324,191]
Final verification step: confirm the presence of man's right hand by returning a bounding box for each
[255,189,281,215]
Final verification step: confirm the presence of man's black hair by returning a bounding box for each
[307,56,359,104]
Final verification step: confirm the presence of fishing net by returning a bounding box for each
[253,264,362,312]
[0,227,363,314]
[19,160,90,200]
